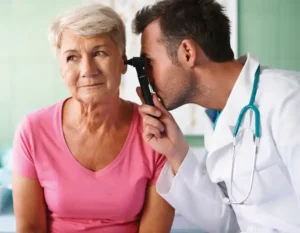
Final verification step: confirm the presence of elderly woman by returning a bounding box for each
[12,4,174,233]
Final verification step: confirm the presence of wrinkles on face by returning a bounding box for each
[58,30,129,132]
[58,30,125,105]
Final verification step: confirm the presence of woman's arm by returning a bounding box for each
[13,173,47,233]
[139,184,175,233]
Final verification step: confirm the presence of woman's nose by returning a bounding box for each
[81,57,100,78]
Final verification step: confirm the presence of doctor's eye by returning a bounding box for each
[145,58,153,69]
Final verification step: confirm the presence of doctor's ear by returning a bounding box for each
[178,39,197,68]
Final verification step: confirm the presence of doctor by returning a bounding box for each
[131,0,300,232]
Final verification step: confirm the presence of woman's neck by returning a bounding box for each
[64,97,132,134]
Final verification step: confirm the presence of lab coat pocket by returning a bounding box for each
[226,165,291,205]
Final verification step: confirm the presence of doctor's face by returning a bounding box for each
[141,20,196,110]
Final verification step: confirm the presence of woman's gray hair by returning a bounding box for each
[48,4,126,54]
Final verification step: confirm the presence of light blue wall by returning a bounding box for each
[0,1,79,149]
[238,0,300,71]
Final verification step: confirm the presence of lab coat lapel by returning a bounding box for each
[206,54,260,179]
[203,110,216,151]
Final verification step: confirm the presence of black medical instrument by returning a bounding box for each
[125,56,154,106]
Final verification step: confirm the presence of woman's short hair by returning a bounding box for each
[48,4,126,54]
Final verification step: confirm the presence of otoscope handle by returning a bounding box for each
[139,75,154,106]
[124,57,154,106]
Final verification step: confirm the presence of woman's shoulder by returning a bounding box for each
[129,101,143,133]
[17,99,65,135]
[127,101,165,157]
[124,101,166,179]
[26,99,64,121]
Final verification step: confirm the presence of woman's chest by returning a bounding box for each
[41,165,149,220]
[63,127,129,172]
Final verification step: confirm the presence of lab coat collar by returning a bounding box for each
[206,53,260,153]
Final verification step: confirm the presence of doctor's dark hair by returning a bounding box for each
[132,0,234,63]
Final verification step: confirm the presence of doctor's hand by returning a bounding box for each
[136,87,189,174]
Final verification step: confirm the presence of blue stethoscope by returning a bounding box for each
[216,66,261,205]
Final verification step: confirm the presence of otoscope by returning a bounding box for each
[125,56,154,106]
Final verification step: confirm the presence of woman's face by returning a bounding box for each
[58,30,126,104]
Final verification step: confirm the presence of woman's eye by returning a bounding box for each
[95,51,106,56]
[67,55,76,62]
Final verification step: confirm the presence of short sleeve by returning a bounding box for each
[150,153,167,185]
[12,116,38,179]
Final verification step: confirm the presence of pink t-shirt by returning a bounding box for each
[12,99,166,233]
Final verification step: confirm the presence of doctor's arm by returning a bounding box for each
[156,148,239,233]
[272,89,300,201]
[137,91,239,233]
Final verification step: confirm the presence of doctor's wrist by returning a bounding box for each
[167,142,189,175]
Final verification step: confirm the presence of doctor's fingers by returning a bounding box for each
[151,94,178,126]
[152,93,170,116]
[138,104,162,118]
[136,87,145,105]
[136,86,170,117]
[138,96,173,121]
[143,124,162,141]
[142,115,165,133]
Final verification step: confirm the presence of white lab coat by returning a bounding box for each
[156,54,300,233]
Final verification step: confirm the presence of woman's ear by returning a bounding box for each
[121,54,127,74]
[177,39,197,68]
